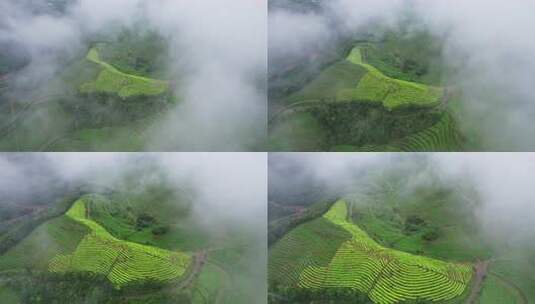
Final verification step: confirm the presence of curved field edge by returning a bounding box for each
[48,195,192,289]
[283,44,443,111]
[269,200,473,304]
[80,46,169,99]
[332,111,464,152]
[342,46,443,110]
[269,105,462,152]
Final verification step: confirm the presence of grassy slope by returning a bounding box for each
[0,47,165,151]
[86,192,209,252]
[0,216,89,271]
[284,46,442,111]
[49,196,191,288]
[191,263,229,304]
[0,286,19,304]
[270,44,458,152]
[478,274,520,304]
[345,178,535,303]
[285,60,367,103]
[269,112,327,151]
[347,183,491,262]
[80,47,168,99]
[490,257,535,304]
[269,200,472,303]
[327,111,462,152]
[343,47,443,110]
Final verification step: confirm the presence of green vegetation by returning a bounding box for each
[80,47,169,99]
[342,47,442,110]
[345,176,492,262]
[0,38,172,151]
[0,216,89,271]
[286,60,367,103]
[0,285,21,304]
[285,46,442,111]
[0,192,82,257]
[269,200,472,304]
[490,257,535,304]
[332,112,464,152]
[0,184,258,303]
[270,102,453,152]
[49,196,191,288]
[268,25,465,152]
[98,28,169,78]
[269,41,458,151]
[269,111,327,151]
[358,32,446,86]
[478,274,519,304]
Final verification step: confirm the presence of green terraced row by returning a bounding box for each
[49,196,191,288]
[384,112,462,152]
[283,46,442,111]
[80,47,168,99]
[335,111,463,152]
[268,217,352,286]
[269,200,472,304]
[341,47,443,110]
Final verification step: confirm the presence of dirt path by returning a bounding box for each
[176,250,207,290]
[465,260,490,304]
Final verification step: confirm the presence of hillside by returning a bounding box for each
[268,161,535,304]
[269,24,466,152]
[0,28,174,151]
[269,200,473,304]
[0,187,260,303]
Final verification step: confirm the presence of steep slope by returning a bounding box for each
[49,195,192,288]
[269,200,473,303]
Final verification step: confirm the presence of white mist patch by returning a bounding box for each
[1,0,267,151]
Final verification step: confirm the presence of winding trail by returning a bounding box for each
[465,260,490,304]
[176,250,207,290]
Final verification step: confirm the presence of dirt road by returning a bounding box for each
[177,250,207,290]
[465,260,490,304]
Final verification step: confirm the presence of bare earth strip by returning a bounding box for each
[465,260,489,304]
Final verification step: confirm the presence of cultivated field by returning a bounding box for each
[80,47,169,99]
[269,200,473,303]
[342,46,443,110]
[284,45,442,111]
[49,196,192,288]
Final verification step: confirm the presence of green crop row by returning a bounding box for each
[341,47,443,110]
[284,46,441,111]
[338,111,463,152]
[269,200,473,304]
[80,47,168,99]
[49,196,191,288]
[386,112,463,152]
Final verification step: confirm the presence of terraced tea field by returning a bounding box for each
[333,112,463,152]
[343,47,443,110]
[269,200,473,303]
[285,45,442,111]
[270,42,457,152]
[80,47,169,99]
[49,196,192,288]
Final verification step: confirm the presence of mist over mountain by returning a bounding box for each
[0,0,266,151]
[269,0,535,151]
